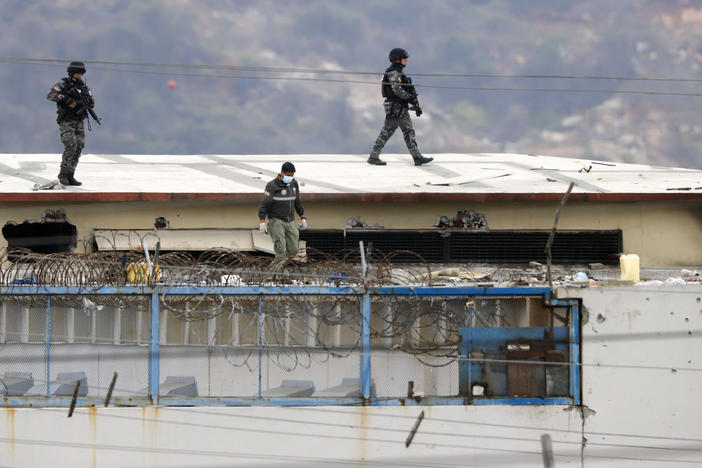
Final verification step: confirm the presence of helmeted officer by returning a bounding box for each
[47,61,96,186]
[258,162,307,258]
[367,48,433,166]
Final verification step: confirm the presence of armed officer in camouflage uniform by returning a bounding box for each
[47,61,97,186]
[367,48,433,166]
[258,162,308,258]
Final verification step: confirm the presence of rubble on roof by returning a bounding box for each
[434,209,488,231]
[346,217,384,230]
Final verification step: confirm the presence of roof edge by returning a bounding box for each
[0,192,701,203]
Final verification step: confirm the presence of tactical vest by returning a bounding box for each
[381,63,409,102]
[57,78,86,122]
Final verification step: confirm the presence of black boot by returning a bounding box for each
[57,171,70,185]
[67,171,82,186]
[414,155,434,166]
[367,155,387,166]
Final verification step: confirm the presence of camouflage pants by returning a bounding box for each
[58,120,85,173]
[370,102,421,160]
[268,218,299,258]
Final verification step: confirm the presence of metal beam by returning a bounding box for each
[148,290,160,403]
[360,294,371,400]
[0,395,576,408]
[45,297,51,395]
[1,190,700,204]
[257,296,263,398]
[0,286,552,297]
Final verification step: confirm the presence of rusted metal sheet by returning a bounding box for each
[507,350,546,397]
[459,327,570,399]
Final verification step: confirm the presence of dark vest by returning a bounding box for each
[381,63,410,102]
[57,77,88,122]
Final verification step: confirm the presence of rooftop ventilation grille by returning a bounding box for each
[301,230,622,264]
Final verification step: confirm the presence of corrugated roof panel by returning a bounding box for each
[0,153,699,201]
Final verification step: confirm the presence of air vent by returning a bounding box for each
[300,230,622,264]
[450,231,621,264]
[346,231,445,261]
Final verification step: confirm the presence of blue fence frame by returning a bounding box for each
[0,286,580,407]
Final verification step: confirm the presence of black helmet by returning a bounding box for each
[388,48,409,62]
[281,161,296,173]
[67,61,86,75]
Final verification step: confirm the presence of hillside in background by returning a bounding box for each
[1,0,701,168]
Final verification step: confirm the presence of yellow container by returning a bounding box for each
[620,254,640,282]
[127,262,161,283]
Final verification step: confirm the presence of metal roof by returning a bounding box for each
[1,153,700,202]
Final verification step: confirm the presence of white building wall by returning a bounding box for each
[577,285,702,466]
[0,285,701,467]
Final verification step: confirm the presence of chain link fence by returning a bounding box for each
[0,291,574,404]
[0,298,149,399]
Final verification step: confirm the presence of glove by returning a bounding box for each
[259,222,268,234]
[300,218,308,230]
[409,103,422,117]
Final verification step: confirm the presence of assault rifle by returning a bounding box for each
[409,95,423,117]
[66,80,102,128]
[405,76,423,117]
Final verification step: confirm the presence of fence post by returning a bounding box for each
[149,289,160,403]
[467,300,473,399]
[360,293,371,400]
[569,301,581,406]
[46,297,51,395]
[257,295,263,398]
[1,302,6,343]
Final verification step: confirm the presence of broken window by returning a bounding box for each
[365,296,580,403]
[458,297,579,403]
[2,210,77,257]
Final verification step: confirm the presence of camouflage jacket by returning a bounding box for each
[381,63,416,103]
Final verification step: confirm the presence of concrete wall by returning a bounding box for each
[1,198,700,265]
[1,285,701,467]
[575,285,702,466]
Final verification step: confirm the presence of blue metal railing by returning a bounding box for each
[0,285,580,407]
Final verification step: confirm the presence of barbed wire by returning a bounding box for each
[0,246,536,371]
[4,247,693,385]
[0,245,434,292]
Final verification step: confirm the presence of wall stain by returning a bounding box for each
[358,406,368,465]
[142,406,160,466]
[5,408,15,464]
[627,309,641,331]
[88,407,97,468]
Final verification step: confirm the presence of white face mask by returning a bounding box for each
[282,175,294,184]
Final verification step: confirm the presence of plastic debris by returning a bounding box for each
[220,274,245,286]
[32,179,65,191]
[573,272,589,282]
[665,277,687,286]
